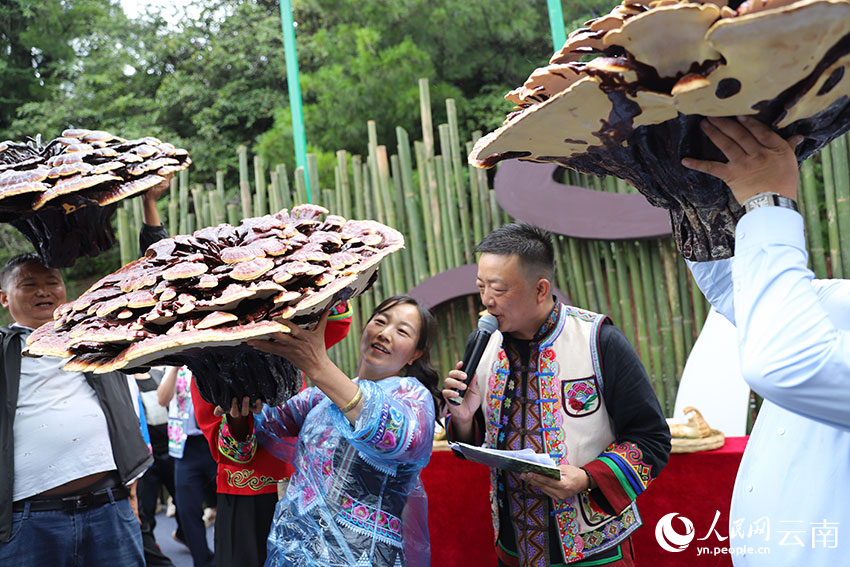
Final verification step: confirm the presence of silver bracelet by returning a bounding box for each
[741,192,798,213]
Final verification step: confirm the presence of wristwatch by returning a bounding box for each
[741,192,798,213]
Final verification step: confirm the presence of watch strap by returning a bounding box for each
[742,192,798,213]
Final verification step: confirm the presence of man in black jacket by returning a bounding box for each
[0,183,169,566]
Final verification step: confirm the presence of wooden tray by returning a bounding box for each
[671,429,725,453]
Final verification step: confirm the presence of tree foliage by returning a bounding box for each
[1,0,614,265]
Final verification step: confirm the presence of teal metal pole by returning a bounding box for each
[547,0,567,52]
[279,0,311,202]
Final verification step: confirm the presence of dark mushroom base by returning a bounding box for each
[150,346,301,409]
[0,129,190,268]
[2,199,120,268]
[543,93,850,261]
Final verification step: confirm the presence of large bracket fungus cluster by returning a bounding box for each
[0,129,191,267]
[469,0,850,261]
[25,204,404,408]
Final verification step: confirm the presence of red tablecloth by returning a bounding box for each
[421,437,748,566]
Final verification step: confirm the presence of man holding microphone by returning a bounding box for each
[443,222,670,567]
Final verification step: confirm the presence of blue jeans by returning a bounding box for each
[0,490,144,567]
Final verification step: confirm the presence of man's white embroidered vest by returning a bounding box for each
[475,305,640,563]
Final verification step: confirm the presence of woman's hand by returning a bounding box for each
[248,310,334,379]
[213,396,264,418]
[214,396,263,441]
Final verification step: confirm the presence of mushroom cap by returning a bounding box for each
[468,0,850,261]
[0,128,191,267]
[25,206,404,408]
[162,262,208,281]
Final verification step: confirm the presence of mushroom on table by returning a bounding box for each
[25,205,404,409]
[470,0,850,261]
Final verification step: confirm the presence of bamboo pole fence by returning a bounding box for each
[115,82,850,418]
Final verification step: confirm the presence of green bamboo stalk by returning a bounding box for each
[466,141,484,247]
[376,145,405,293]
[276,164,292,210]
[470,131,493,237]
[254,155,268,217]
[415,141,445,273]
[566,238,590,309]
[199,197,210,229]
[333,168,343,215]
[269,171,282,215]
[319,189,333,216]
[632,241,663,405]
[367,123,384,222]
[800,159,828,278]
[209,190,225,226]
[489,191,502,230]
[167,177,178,236]
[352,156,366,219]
[390,154,415,292]
[307,154,320,206]
[830,134,850,274]
[623,242,652,384]
[690,274,707,335]
[238,146,251,220]
[660,240,686,382]
[437,125,463,266]
[131,195,143,240]
[599,241,621,325]
[389,154,407,234]
[435,154,462,268]
[673,246,695,354]
[191,188,205,227]
[612,242,637,361]
[337,151,352,219]
[168,200,179,236]
[226,203,240,226]
[397,127,428,284]
[584,240,605,313]
[821,144,843,278]
[553,236,572,306]
[650,242,677,415]
[117,208,132,265]
[419,78,435,160]
[363,157,376,219]
[294,166,308,206]
[186,212,196,234]
[446,99,473,262]
[178,176,190,234]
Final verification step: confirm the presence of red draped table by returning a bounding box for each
[421,436,748,566]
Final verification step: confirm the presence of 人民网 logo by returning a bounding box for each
[655,512,696,552]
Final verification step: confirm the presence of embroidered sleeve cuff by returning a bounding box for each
[584,441,653,514]
[218,418,257,464]
[582,459,633,515]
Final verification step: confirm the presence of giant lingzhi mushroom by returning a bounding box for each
[469,0,850,261]
[0,129,192,267]
[25,204,405,409]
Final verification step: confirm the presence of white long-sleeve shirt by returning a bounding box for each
[689,206,850,566]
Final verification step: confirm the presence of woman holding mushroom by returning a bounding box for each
[219,295,442,567]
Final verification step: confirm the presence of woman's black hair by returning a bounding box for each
[367,295,445,419]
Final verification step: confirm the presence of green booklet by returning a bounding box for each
[449,441,562,480]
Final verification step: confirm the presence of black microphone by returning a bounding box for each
[448,314,498,406]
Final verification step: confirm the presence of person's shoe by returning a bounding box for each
[165,497,176,518]
[171,530,188,548]
[203,507,216,528]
